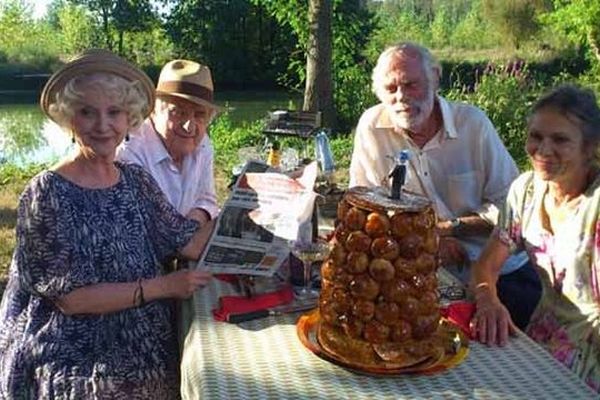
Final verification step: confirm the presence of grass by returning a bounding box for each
[0,181,24,295]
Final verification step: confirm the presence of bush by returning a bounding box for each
[210,112,264,175]
[444,63,543,170]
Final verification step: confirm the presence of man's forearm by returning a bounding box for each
[437,213,493,237]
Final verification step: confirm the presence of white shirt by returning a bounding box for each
[349,96,528,277]
[116,120,219,219]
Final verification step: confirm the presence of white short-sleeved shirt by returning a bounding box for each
[349,96,528,278]
[116,120,219,219]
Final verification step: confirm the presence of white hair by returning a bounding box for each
[371,42,441,99]
[47,72,150,132]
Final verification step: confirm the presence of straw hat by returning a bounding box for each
[40,49,155,122]
[156,59,221,111]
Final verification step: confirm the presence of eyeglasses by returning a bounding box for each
[166,104,210,123]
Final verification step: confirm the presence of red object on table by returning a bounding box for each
[212,285,294,322]
[440,301,476,339]
[214,274,238,283]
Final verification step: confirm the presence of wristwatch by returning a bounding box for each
[450,218,462,232]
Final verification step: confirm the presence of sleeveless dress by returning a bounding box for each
[0,163,199,399]
[495,171,600,392]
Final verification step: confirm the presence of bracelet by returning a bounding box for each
[133,283,141,307]
[138,278,145,306]
[133,278,145,307]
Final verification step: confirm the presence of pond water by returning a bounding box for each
[0,90,301,166]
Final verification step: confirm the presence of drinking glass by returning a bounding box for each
[290,239,331,299]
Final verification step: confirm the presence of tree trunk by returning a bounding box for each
[303,0,335,129]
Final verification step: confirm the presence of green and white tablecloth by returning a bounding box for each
[180,278,597,400]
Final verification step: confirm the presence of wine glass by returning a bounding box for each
[290,239,331,300]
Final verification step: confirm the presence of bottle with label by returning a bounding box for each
[266,139,281,168]
[314,130,335,183]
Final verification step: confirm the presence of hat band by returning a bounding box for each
[157,81,213,102]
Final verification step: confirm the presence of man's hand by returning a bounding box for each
[438,236,470,269]
[470,290,517,346]
[187,208,211,225]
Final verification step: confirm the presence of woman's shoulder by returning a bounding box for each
[15,170,75,215]
[21,170,65,198]
[510,171,536,192]
[116,162,161,192]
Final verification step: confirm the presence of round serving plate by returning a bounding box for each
[297,310,469,376]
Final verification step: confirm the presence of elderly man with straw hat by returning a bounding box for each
[118,59,221,225]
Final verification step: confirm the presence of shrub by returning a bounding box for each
[444,63,543,170]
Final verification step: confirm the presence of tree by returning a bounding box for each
[67,0,157,55]
[482,0,548,49]
[543,0,600,64]
[57,3,100,54]
[303,0,334,127]
[0,0,34,59]
[0,0,61,67]
[167,0,297,87]
[253,0,374,130]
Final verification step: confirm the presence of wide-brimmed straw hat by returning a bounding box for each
[156,59,221,111]
[40,48,155,122]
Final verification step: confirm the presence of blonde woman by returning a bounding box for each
[0,49,213,398]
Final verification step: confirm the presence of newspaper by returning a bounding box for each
[197,160,319,276]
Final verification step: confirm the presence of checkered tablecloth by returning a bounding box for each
[180,280,597,400]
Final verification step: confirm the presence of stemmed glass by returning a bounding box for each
[289,239,331,299]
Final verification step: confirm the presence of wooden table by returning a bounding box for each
[179,279,596,400]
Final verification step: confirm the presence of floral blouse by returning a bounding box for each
[496,171,600,392]
[0,163,199,399]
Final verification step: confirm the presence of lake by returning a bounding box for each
[0,90,301,165]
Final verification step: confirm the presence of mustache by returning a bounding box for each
[392,101,420,112]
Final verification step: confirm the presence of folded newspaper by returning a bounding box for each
[197,160,319,276]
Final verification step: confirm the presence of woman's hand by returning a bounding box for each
[470,288,517,346]
[156,269,212,299]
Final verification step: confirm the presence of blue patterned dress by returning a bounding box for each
[0,163,199,399]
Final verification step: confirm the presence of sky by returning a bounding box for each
[33,1,50,19]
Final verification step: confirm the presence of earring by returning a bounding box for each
[125,134,130,142]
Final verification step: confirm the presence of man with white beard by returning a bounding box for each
[349,42,541,330]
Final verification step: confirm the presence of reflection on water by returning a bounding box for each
[1,90,301,166]
[0,111,73,166]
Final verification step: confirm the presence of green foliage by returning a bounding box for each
[255,0,375,131]
[67,0,159,55]
[366,10,430,61]
[167,0,295,87]
[445,64,543,169]
[542,0,600,65]
[450,1,500,50]
[333,63,375,131]
[210,112,264,174]
[0,162,46,186]
[329,133,353,171]
[0,0,61,68]
[430,7,452,48]
[481,0,548,49]
[57,3,100,54]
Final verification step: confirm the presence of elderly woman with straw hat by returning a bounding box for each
[117,59,221,225]
[0,49,214,398]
